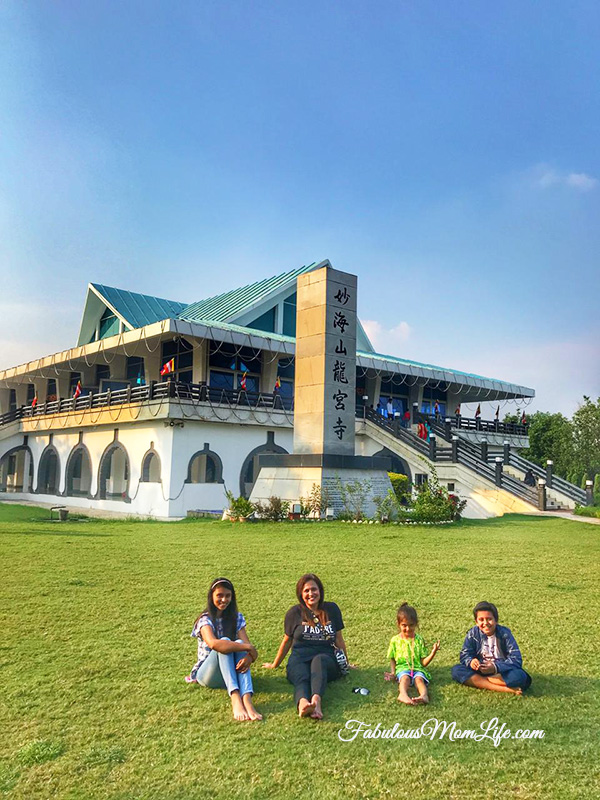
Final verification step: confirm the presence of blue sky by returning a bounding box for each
[1,0,598,415]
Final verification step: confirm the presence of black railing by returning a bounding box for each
[361,408,539,507]
[0,380,294,428]
[422,412,528,438]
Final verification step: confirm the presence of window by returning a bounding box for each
[161,338,194,384]
[380,376,409,416]
[209,343,261,393]
[99,307,120,339]
[47,379,57,402]
[96,364,110,386]
[126,356,146,385]
[186,446,222,484]
[276,357,294,400]
[9,390,16,412]
[26,384,35,404]
[282,292,296,337]
[247,307,276,334]
[421,385,447,416]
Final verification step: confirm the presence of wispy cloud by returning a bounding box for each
[531,163,598,192]
[362,319,412,354]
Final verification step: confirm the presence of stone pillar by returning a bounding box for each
[480,440,488,463]
[261,350,279,395]
[451,436,459,462]
[546,460,554,489]
[494,457,503,487]
[429,434,437,462]
[193,340,208,385]
[537,479,547,511]
[586,480,594,506]
[444,417,452,441]
[0,388,11,415]
[503,440,510,464]
[294,267,357,456]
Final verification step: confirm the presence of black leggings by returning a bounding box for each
[287,652,340,706]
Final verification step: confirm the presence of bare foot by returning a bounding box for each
[231,692,250,721]
[414,695,429,705]
[509,687,523,696]
[242,694,263,721]
[397,693,415,705]
[310,696,323,720]
[298,699,316,717]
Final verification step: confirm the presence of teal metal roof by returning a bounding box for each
[178,262,319,323]
[92,284,187,329]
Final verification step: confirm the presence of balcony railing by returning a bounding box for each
[0,380,294,428]
[421,412,528,438]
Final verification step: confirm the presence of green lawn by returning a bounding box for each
[1,504,598,800]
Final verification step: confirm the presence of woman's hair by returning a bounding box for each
[473,601,499,622]
[196,577,238,640]
[397,602,418,627]
[296,573,329,626]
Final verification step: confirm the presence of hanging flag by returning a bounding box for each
[73,380,82,400]
[240,371,247,391]
[495,405,500,419]
[455,404,461,415]
[521,412,527,425]
[274,376,281,391]
[475,404,481,417]
[160,358,175,376]
[31,394,38,409]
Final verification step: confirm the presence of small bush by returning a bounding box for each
[308,484,331,517]
[574,505,600,519]
[337,478,371,521]
[389,472,411,504]
[224,490,254,520]
[253,496,290,521]
[594,474,600,505]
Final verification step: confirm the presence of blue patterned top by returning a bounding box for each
[189,612,247,680]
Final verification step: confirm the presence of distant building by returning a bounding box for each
[1,260,548,518]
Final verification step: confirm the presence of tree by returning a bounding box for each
[520,411,575,478]
[572,397,600,481]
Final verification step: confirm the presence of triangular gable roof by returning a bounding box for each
[91,283,187,329]
[178,262,321,323]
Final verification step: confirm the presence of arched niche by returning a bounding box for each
[239,432,288,497]
[372,447,412,482]
[97,442,130,501]
[64,445,93,497]
[0,446,33,493]
[37,445,61,495]
[141,449,161,483]
[186,444,223,484]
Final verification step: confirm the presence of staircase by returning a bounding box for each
[358,408,585,513]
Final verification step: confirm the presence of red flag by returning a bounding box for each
[521,412,527,425]
[73,380,82,399]
[240,371,247,391]
[475,404,481,417]
[160,358,175,376]
[274,376,281,391]
[31,394,38,408]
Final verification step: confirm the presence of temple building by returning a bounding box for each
[0,260,583,518]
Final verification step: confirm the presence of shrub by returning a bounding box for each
[336,478,371,520]
[594,474,600,505]
[574,504,600,519]
[372,489,397,522]
[224,490,255,520]
[411,465,466,522]
[389,472,411,504]
[308,484,331,517]
[253,496,290,521]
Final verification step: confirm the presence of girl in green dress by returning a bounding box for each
[384,603,440,705]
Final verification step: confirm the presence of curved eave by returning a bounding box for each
[0,317,534,400]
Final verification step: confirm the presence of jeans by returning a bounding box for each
[195,638,254,696]
[286,651,340,707]
[451,663,531,690]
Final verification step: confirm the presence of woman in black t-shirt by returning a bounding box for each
[263,573,350,719]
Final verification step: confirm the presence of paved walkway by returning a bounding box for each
[531,510,600,525]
